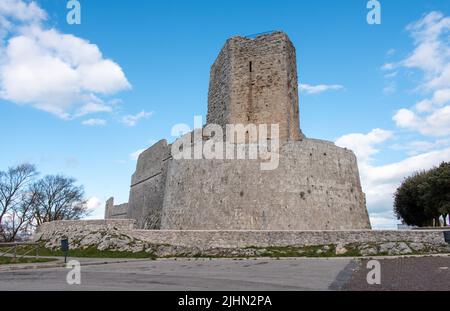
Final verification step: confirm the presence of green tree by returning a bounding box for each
[394,162,450,227]
[394,171,430,227]
[420,162,450,226]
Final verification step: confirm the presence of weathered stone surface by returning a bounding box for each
[79,232,103,248]
[207,31,303,142]
[36,221,449,256]
[106,31,372,231]
[359,244,378,256]
[379,242,413,255]
[127,140,172,229]
[161,139,369,230]
[335,244,348,255]
[409,242,426,252]
[104,197,128,220]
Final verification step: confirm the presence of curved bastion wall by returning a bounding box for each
[105,31,372,231]
[160,138,371,230]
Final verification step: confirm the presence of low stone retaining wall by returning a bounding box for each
[131,229,447,248]
[36,220,448,249]
[36,219,136,235]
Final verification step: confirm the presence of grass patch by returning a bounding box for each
[0,245,155,260]
[248,244,363,258]
[43,247,155,259]
[255,242,449,258]
[257,245,338,258]
[0,257,57,265]
[2,241,447,260]
[338,245,363,257]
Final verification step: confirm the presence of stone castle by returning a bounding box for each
[106,31,371,231]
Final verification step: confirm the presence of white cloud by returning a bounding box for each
[129,148,146,161]
[393,109,418,128]
[394,106,450,137]
[336,128,450,229]
[0,0,46,23]
[82,118,106,126]
[427,65,450,91]
[386,49,396,57]
[381,63,395,71]
[120,111,153,127]
[363,148,450,186]
[383,70,397,94]
[84,196,104,220]
[369,211,399,230]
[391,138,450,156]
[432,88,450,105]
[299,83,344,94]
[0,1,131,119]
[415,99,433,112]
[357,12,450,228]
[386,12,450,138]
[403,11,450,77]
[335,128,393,162]
[384,71,398,79]
[362,147,450,216]
[74,95,113,117]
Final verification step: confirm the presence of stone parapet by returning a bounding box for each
[35,220,447,250]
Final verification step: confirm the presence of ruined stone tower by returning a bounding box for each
[207,32,303,141]
[106,31,372,231]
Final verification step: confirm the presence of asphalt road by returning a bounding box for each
[0,258,355,291]
[0,256,448,291]
[343,256,450,291]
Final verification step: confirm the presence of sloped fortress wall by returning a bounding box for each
[127,140,171,229]
[111,31,371,230]
[160,139,370,230]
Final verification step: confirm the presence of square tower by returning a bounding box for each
[207,31,303,141]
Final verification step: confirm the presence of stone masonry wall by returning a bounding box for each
[114,31,371,232]
[207,32,303,142]
[104,197,128,219]
[207,39,232,130]
[127,140,172,229]
[131,230,447,249]
[160,139,370,230]
[36,220,136,236]
[36,220,447,250]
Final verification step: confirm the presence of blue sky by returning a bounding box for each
[0,0,449,227]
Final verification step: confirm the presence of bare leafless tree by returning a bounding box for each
[1,165,91,241]
[1,190,39,241]
[0,164,38,241]
[30,175,90,226]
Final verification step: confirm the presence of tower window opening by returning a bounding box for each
[249,61,252,72]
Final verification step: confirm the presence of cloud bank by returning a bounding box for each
[335,12,450,229]
[299,83,344,94]
[0,0,131,119]
[387,12,450,137]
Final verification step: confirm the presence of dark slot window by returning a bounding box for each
[249,61,252,72]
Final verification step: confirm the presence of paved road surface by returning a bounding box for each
[0,258,354,291]
[343,256,450,291]
[0,256,448,291]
